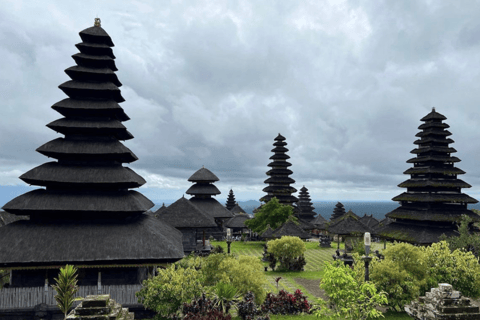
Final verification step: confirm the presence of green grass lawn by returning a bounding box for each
[139,239,410,320]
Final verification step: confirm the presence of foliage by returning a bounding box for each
[200,253,267,304]
[267,236,306,271]
[312,260,387,320]
[0,269,9,289]
[421,240,480,299]
[211,245,225,254]
[181,293,231,320]
[369,242,426,312]
[245,197,297,233]
[237,291,264,320]
[174,252,203,270]
[50,264,84,320]
[439,214,480,260]
[260,289,311,315]
[208,281,241,314]
[135,264,204,319]
[351,237,367,256]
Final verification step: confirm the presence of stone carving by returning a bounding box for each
[405,283,480,320]
[319,234,332,248]
[66,294,134,320]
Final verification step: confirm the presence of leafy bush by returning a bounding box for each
[200,253,267,304]
[439,214,480,260]
[237,291,267,320]
[313,260,387,320]
[244,197,297,233]
[208,281,241,314]
[174,253,202,270]
[182,293,231,320]
[261,289,310,315]
[421,240,480,299]
[369,242,426,312]
[211,245,225,254]
[267,236,306,270]
[135,264,204,319]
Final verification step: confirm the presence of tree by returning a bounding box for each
[245,197,297,233]
[439,214,480,260]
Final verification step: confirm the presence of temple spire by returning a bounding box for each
[226,189,236,210]
[296,186,315,222]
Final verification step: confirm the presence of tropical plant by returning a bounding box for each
[261,289,311,315]
[244,197,297,233]
[182,293,231,320]
[208,281,241,314]
[50,264,84,320]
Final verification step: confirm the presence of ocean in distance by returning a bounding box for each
[151,200,480,222]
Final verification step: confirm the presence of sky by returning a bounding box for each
[1,0,480,204]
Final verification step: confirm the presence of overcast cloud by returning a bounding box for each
[1,0,480,203]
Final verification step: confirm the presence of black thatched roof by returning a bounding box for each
[261,225,275,238]
[230,203,247,215]
[272,220,310,239]
[0,213,183,268]
[311,214,327,227]
[188,167,219,182]
[374,220,458,244]
[384,108,479,244]
[154,203,167,217]
[226,189,236,210]
[157,197,217,228]
[185,183,221,196]
[327,210,373,235]
[296,186,315,222]
[331,202,346,220]
[0,210,29,227]
[296,217,316,231]
[52,99,129,121]
[359,214,380,229]
[225,214,251,229]
[189,197,234,219]
[260,133,298,206]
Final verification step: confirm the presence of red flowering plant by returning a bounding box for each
[260,289,310,315]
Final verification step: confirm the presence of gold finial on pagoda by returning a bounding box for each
[94,17,101,27]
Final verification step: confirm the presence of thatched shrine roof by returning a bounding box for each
[0,210,29,227]
[311,214,327,229]
[154,203,167,217]
[0,213,183,269]
[47,118,133,141]
[374,221,458,244]
[186,183,221,195]
[261,225,275,238]
[392,192,478,204]
[188,167,219,182]
[157,197,217,228]
[189,197,234,219]
[359,214,380,229]
[386,204,480,223]
[226,189,236,210]
[272,220,310,239]
[296,218,316,230]
[327,210,373,235]
[230,203,246,215]
[52,98,129,121]
[225,214,251,229]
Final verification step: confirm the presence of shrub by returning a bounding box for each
[439,214,480,260]
[261,289,310,315]
[211,245,225,254]
[200,253,267,304]
[267,236,306,270]
[312,260,387,320]
[135,264,204,319]
[237,291,266,320]
[174,253,202,270]
[421,240,480,299]
[208,281,241,314]
[182,293,231,320]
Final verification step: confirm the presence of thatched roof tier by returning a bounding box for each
[52,98,129,121]
[403,167,465,175]
[359,214,380,229]
[0,214,183,268]
[64,66,121,86]
[267,161,292,167]
[230,203,247,215]
[79,25,115,46]
[296,186,315,222]
[225,214,250,229]
[415,130,452,138]
[272,220,310,239]
[189,197,234,219]
[264,176,295,184]
[3,189,154,219]
[75,42,115,58]
[72,53,117,71]
[36,137,138,163]
[410,146,456,154]
[386,205,480,223]
[260,194,298,204]
[275,133,286,140]
[413,137,454,145]
[0,210,29,227]
[375,221,457,244]
[271,146,289,153]
[157,197,217,228]
[226,189,236,210]
[188,167,219,182]
[296,218,316,231]
[154,203,167,217]
[406,155,460,163]
[263,185,297,194]
[418,122,449,130]
[265,168,294,176]
[47,118,133,140]
[421,108,447,121]
[185,183,221,196]
[392,192,478,203]
[261,225,274,238]
[327,213,373,236]
[269,153,290,160]
[20,162,145,188]
[59,80,124,102]
[329,209,361,224]
[398,179,472,189]
[311,214,327,226]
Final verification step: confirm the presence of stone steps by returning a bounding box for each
[66,294,134,320]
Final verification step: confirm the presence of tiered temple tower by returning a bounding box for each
[225,189,236,210]
[0,19,183,294]
[377,108,480,245]
[296,186,316,222]
[187,166,234,239]
[260,133,298,206]
[331,202,346,221]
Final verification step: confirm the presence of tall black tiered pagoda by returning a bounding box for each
[187,166,234,239]
[296,186,316,222]
[0,18,183,301]
[377,108,480,245]
[257,134,298,212]
[331,202,346,221]
[226,189,236,210]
